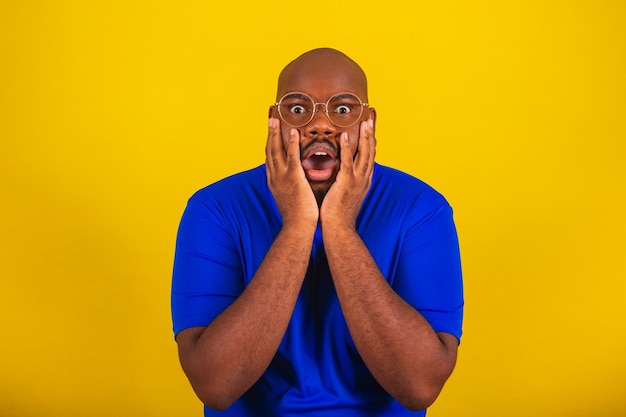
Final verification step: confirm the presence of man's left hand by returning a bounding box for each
[320,118,376,229]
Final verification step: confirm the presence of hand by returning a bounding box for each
[266,117,319,229]
[320,118,376,229]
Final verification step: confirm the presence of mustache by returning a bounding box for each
[300,137,339,157]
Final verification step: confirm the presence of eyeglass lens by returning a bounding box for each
[278,93,364,127]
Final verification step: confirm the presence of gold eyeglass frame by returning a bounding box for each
[275,91,369,128]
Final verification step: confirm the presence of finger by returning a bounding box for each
[266,117,286,171]
[285,128,302,170]
[355,119,373,175]
[366,119,377,180]
[339,132,354,172]
[366,118,377,162]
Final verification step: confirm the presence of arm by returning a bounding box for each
[176,119,318,410]
[320,119,458,411]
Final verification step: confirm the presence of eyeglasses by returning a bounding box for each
[275,92,369,128]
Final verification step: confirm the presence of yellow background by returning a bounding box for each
[1,1,625,416]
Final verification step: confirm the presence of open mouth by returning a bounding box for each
[301,147,338,181]
[304,152,336,170]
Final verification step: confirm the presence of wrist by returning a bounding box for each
[320,217,356,234]
[281,218,318,235]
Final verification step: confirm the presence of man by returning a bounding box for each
[171,48,464,416]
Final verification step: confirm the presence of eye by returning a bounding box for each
[334,104,352,114]
[289,104,307,114]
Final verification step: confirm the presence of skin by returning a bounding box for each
[176,48,459,411]
[272,49,373,205]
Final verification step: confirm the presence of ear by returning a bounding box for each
[368,107,377,122]
[368,107,377,132]
[268,105,278,119]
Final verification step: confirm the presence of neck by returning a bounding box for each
[313,187,329,208]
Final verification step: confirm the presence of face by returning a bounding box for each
[270,52,375,198]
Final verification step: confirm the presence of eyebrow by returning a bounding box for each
[281,93,311,101]
[279,92,364,103]
[330,93,361,101]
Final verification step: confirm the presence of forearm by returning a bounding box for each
[177,223,315,410]
[323,225,457,411]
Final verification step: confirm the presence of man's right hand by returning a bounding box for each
[266,117,319,229]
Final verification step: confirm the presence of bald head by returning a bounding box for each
[277,48,368,102]
[269,48,375,203]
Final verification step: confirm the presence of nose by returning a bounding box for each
[304,103,336,138]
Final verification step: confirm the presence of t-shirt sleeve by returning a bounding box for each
[171,195,245,338]
[393,202,464,343]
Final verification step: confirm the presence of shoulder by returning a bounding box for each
[370,163,451,213]
[188,165,268,207]
[181,165,279,234]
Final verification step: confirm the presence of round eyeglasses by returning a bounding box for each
[275,92,369,128]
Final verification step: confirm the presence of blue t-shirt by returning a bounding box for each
[172,163,464,416]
